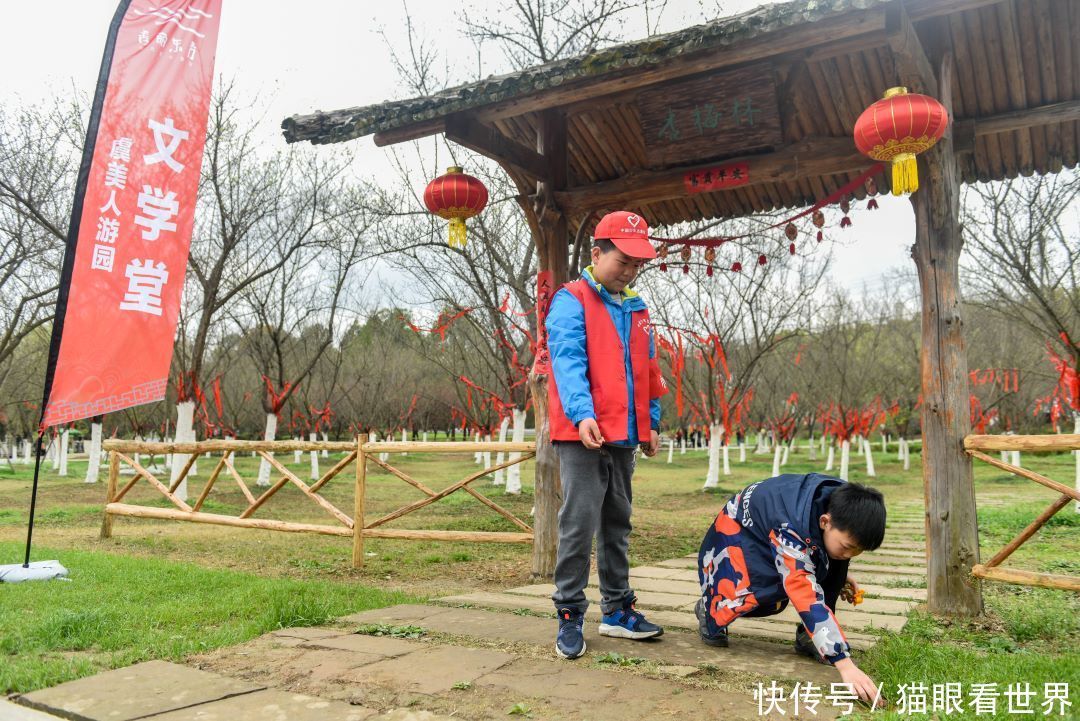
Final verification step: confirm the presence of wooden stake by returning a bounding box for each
[353,434,367,568]
[100,451,119,539]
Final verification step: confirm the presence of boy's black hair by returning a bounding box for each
[593,238,617,253]
[826,482,886,551]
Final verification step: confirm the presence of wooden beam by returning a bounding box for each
[886,1,938,96]
[443,115,547,179]
[953,100,1080,154]
[965,432,1080,453]
[106,503,352,537]
[103,439,356,453]
[967,450,1080,502]
[553,136,865,214]
[971,565,1080,593]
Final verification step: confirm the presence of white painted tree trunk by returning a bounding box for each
[820,434,827,456]
[780,442,790,466]
[680,439,686,455]
[882,434,888,454]
[839,439,851,481]
[483,434,492,471]
[321,432,329,458]
[855,435,864,456]
[22,438,31,464]
[58,429,70,476]
[7,436,15,465]
[309,431,320,480]
[738,441,746,463]
[825,442,835,471]
[898,438,905,460]
[505,408,526,495]
[1010,450,1021,468]
[170,401,195,500]
[294,437,302,464]
[703,423,723,488]
[999,450,1009,463]
[400,429,407,456]
[255,412,278,487]
[493,416,510,486]
[474,432,482,463]
[48,433,59,469]
[379,435,389,463]
[863,438,876,477]
[422,432,428,443]
[903,438,911,471]
[722,442,731,476]
[771,443,782,477]
[808,435,817,461]
[84,422,103,483]
[666,439,674,463]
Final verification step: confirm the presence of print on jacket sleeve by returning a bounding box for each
[769,524,850,663]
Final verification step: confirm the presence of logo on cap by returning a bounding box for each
[626,214,641,228]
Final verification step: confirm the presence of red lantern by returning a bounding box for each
[854,87,948,195]
[423,166,489,248]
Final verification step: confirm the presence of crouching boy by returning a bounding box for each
[696,473,886,707]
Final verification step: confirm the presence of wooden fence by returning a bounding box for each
[100,436,537,567]
[964,433,1080,592]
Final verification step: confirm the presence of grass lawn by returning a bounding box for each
[0,440,1077,714]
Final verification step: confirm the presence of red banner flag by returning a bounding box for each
[42,1,223,427]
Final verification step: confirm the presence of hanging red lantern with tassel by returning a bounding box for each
[423,166,489,248]
[657,242,669,272]
[680,245,692,274]
[854,87,949,195]
[705,246,716,277]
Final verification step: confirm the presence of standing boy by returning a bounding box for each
[696,473,887,707]
[545,210,668,660]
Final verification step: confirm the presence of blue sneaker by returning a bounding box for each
[555,607,586,659]
[599,601,664,640]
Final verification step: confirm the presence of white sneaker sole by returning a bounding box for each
[555,639,586,659]
[598,624,663,640]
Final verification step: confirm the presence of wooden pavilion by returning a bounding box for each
[283,0,1080,615]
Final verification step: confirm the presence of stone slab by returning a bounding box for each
[150,688,376,721]
[16,661,263,721]
[0,699,65,721]
[350,644,515,694]
[436,592,878,650]
[355,604,838,684]
[298,633,419,658]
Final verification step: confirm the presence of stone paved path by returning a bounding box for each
[9,503,929,720]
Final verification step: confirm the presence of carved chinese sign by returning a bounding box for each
[638,63,782,168]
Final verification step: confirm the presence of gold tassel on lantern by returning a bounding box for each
[891,153,919,195]
[448,218,467,248]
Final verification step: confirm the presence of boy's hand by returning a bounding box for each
[578,418,604,449]
[834,658,886,708]
[640,430,659,457]
[841,576,864,605]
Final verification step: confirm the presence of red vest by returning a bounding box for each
[548,279,667,442]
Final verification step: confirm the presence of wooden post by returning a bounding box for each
[352,434,368,568]
[529,107,570,581]
[100,451,119,539]
[911,52,982,616]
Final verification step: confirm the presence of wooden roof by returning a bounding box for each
[283,0,1080,226]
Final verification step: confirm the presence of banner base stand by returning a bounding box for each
[0,560,69,583]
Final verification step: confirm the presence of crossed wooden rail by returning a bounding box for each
[100,436,536,567]
[964,433,1080,592]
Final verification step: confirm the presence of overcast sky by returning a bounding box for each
[2,0,917,300]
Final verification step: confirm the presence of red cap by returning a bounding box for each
[593,211,655,259]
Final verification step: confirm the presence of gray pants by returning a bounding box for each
[551,441,636,615]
